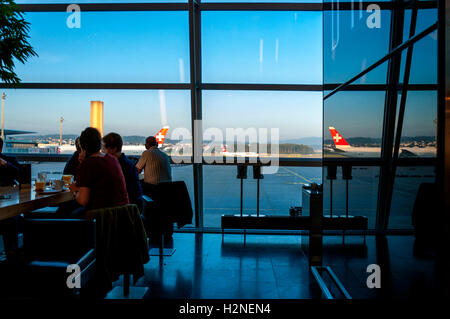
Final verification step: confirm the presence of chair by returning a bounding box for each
[142,195,175,257]
[22,218,96,298]
[24,206,59,219]
[86,204,149,299]
[142,181,193,257]
[412,182,440,256]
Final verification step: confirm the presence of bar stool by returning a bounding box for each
[326,165,337,218]
[341,165,352,245]
[252,165,264,217]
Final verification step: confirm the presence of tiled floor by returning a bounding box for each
[108,233,441,299]
[0,233,443,299]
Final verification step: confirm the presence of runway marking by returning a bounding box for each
[281,167,313,184]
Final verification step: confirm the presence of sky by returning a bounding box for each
[3,4,438,140]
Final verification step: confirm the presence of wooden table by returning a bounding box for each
[0,185,74,221]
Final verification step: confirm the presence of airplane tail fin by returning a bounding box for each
[221,144,228,154]
[155,126,169,147]
[329,126,350,147]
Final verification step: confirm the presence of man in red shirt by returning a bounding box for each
[69,127,129,214]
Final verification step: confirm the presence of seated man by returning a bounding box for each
[103,132,143,212]
[136,136,172,242]
[0,137,20,260]
[136,136,172,199]
[0,137,20,187]
[69,127,129,217]
[53,137,84,217]
[63,137,81,176]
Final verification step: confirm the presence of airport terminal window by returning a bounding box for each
[323,9,392,84]
[399,9,438,84]
[5,1,438,231]
[202,11,322,84]
[202,90,322,158]
[322,166,379,229]
[323,91,385,158]
[203,165,322,227]
[395,91,437,158]
[388,166,436,229]
[1,89,192,157]
[13,11,190,83]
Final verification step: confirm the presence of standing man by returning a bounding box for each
[136,136,172,199]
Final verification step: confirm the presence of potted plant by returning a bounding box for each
[0,0,37,84]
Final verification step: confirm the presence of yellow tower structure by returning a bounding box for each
[90,101,104,136]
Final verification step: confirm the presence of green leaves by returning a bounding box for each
[0,0,38,84]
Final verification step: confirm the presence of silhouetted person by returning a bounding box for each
[136,136,172,199]
[63,137,81,176]
[0,137,20,187]
[136,136,173,242]
[103,132,143,212]
[0,137,20,260]
[69,127,129,217]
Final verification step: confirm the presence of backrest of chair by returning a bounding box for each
[412,183,439,230]
[156,181,193,217]
[89,204,149,282]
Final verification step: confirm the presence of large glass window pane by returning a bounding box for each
[2,89,191,156]
[202,90,322,158]
[13,11,190,83]
[388,166,435,229]
[322,166,379,229]
[323,91,385,158]
[395,91,437,158]
[202,11,322,84]
[203,164,322,227]
[400,9,438,84]
[324,9,391,84]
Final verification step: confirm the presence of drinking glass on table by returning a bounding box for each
[37,172,47,184]
[35,178,45,191]
[62,174,72,186]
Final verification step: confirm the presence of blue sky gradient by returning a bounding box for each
[3,5,438,140]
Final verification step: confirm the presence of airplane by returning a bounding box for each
[58,126,170,155]
[326,126,381,157]
[326,126,435,157]
[155,126,169,148]
[221,144,259,157]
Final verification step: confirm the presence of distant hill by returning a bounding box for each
[279,143,315,155]
[234,143,315,155]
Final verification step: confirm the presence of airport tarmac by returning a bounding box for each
[30,162,434,230]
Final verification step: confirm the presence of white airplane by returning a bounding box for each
[58,126,170,156]
[326,126,380,157]
[326,126,435,157]
[221,144,259,157]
